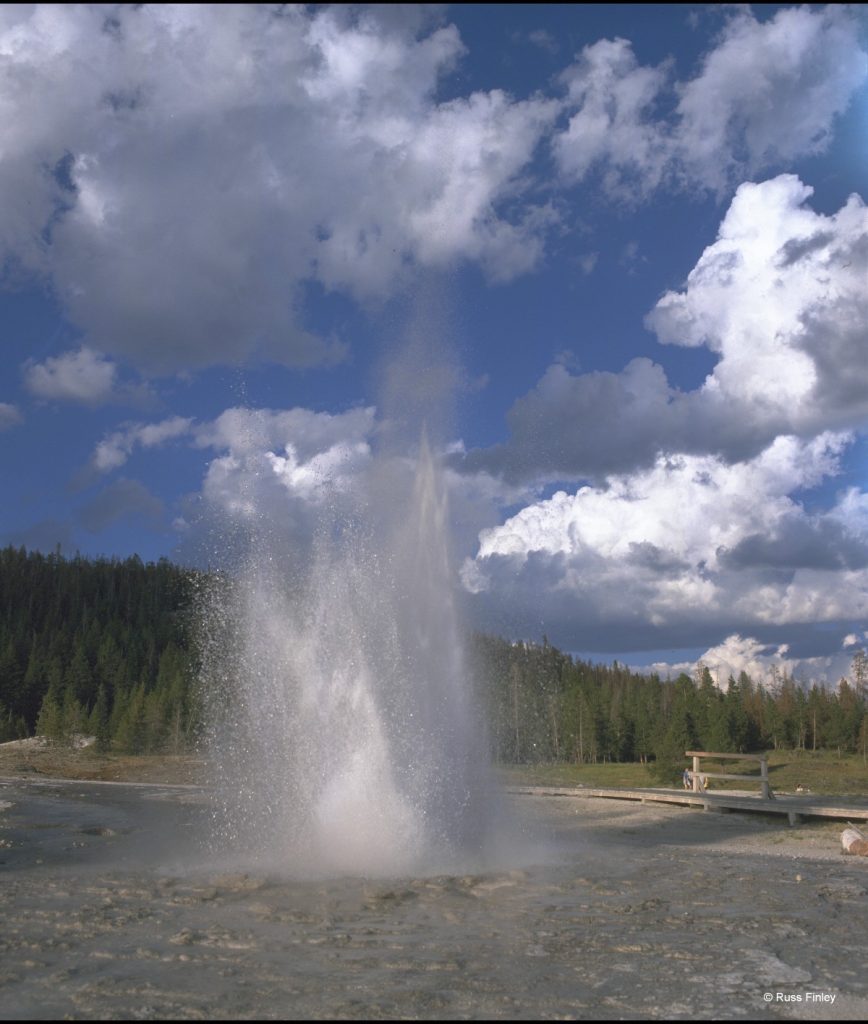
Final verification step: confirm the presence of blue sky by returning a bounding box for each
[1,4,867,684]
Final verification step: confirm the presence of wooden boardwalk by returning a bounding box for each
[507,784,868,826]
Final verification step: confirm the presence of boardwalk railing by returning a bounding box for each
[685,750,773,800]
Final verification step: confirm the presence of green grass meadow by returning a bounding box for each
[503,749,868,797]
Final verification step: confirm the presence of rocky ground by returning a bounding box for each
[1,770,866,1021]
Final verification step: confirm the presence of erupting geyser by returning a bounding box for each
[199,433,498,876]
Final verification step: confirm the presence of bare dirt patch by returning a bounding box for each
[0,742,205,786]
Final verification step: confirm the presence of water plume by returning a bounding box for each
[198,427,499,877]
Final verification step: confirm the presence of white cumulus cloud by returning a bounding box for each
[192,405,376,522]
[463,175,868,484]
[23,346,117,403]
[554,36,671,195]
[674,6,868,193]
[0,402,22,429]
[649,175,868,434]
[92,415,194,473]
[0,5,557,374]
[463,433,868,651]
[553,6,867,197]
[638,633,853,689]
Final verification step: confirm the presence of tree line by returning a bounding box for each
[0,545,199,752]
[470,634,868,782]
[0,546,866,774]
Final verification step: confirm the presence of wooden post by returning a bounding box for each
[760,757,769,800]
[692,754,701,792]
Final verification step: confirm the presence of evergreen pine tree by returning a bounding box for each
[36,688,64,745]
[90,684,112,753]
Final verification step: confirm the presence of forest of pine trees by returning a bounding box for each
[0,546,200,752]
[470,634,868,782]
[0,546,866,771]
